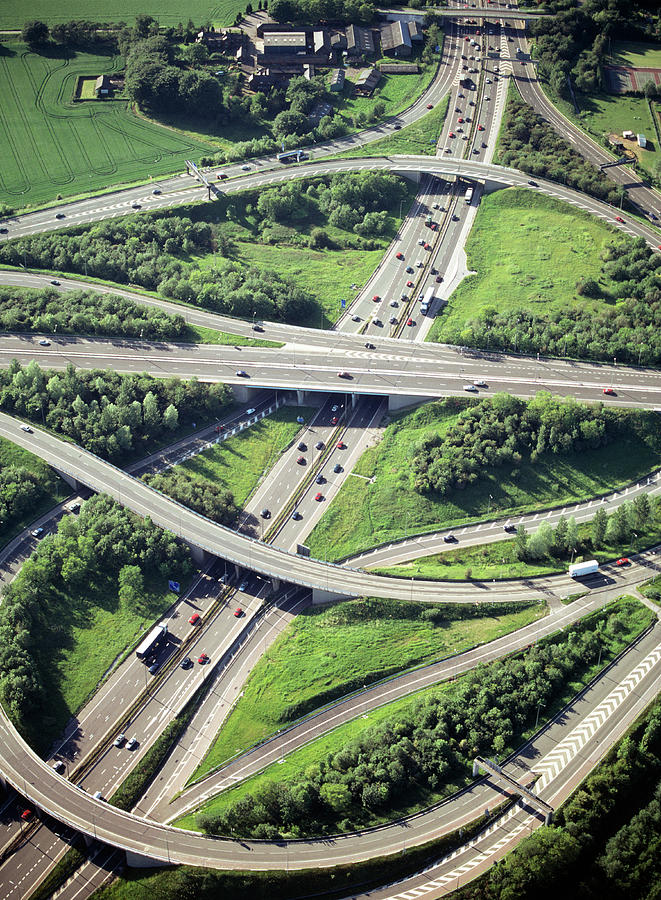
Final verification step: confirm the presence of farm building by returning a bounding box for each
[263,31,308,55]
[330,68,346,91]
[380,21,412,57]
[379,63,419,74]
[637,133,647,148]
[95,75,111,97]
[408,21,424,42]
[345,24,377,57]
[355,67,381,96]
[622,129,634,139]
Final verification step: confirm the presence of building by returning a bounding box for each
[95,74,111,97]
[379,62,419,74]
[263,31,308,55]
[330,31,347,52]
[196,28,245,55]
[256,22,293,38]
[354,67,381,96]
[380,21,412,57]
[330,68,346,91]
[622,129,635,139]
[345,24,376,57]
[408,21,424,42]
[637,133,647,148]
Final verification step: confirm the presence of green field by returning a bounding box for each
[179,598,652,832]
[571,92,660,169]
[336,95,450,158]
[0,437,69,546]
[176,406,312,508]
[427,188,624,345]
[189,597,547,781]
[335,58,438,123]
[306,400,661,562]
[611,40,661,70]
[0,42,213,209]
[0,2,243,29]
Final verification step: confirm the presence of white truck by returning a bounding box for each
[568,560,599,578]
[421,285,435,316]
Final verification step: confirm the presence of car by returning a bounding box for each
[0,227,8,233]
[220,572,231,584]
[217,172,228,180]
[426,103,433,109]
[55,213,65,219]
[448,131,455,139]
[20,424,32,433]
[445,147,452,153]
[389,316,398,324]
[477,124,484,131]
[246,407,256,415]
[126,737,138,750]
[393,124,401,130]
[615,216,624,223]
[298,441,307,451]
[418,292,424,301]
[68,502,81,512]
[424,243,431,251]
[603,387,616,395]
[38,338,50,346]
[114,733,126,747]
[330,416,338,425]
[336,440,345,449]
[50,279,60,286]
[198,652,209,664]
[503,524,517,533]
[405,265,414,273]
[455,106,462,112]
[261,508,270,519]
[149,663,159,675]
[241,164,251,171]
[235,370,248,377]
[482,142,488,148]
[373,318,382,327]
[416,260,424,267]
[234,607,244,616]
[372,294,380,302]
[297,415,305,424]
[31,527,44,538]
[458,117,464,123]
[252,323,263,332]
[473,379,488,387]
[396,252,404,260]
[337,371,351,378]
[180,656,193,669]
[132,202,141,209]
[315,492,324,501]
[407,317,414,326]
[486,78,492,83]
[351,314,361,322]
[615,557,630,567]
[291,510,302,520]
[316,474,325,485]
[238,579,249,591]
[464,383,478,392]
[188,613,201,625]
[315,440,324,450]
[436,275,443,283]
[453,213,460,219]
[462,134,469,141]
[365,341,375,350]
[649,213,658,221]
[152,188,162,195]
[92,791,104,801]
[406,280,414,287]
[443,534,457,543]
[333,463,342,474]
[390,299,399,307]
[433,202,440,210]
[52,760,65,773]
[528,180,538,186]
[21,808,34,820]
[331,404,339,412]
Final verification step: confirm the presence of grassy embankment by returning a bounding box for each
[0,438,69,546]
[188,597,547,781]
[177,597,652,831]
[335,95,450,158]
[306,400,661,562]
[426,188,634,346]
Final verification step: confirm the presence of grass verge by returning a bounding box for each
[306,400,661,562]
[335,95,450,158]
[188,598,547,782]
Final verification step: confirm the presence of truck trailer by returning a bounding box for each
[568,560,599,578]
[135,623,168,661]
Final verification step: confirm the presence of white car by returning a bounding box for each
[246,407,256,415]
[20,424,32,433]
[473,379,488,387]
[416,260,424,267]
[38,339,50,346]
[464,384,478,392]
[241,164,251,171]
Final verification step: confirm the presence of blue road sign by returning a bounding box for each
[168,580,181,593]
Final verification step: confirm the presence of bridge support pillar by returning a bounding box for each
[232,385,260,405]
[351,393,358,409]
[387,394,434,413]
[54,469,80,491]
[126,849,175,868]
[184,543,210,566]
[297,389,315,406]
[312,587,351,605]
[271,576,280,592]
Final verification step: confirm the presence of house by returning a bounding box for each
[379,63,419,74]
[637,133,647,148]
[197,28,245,55]
[330,68,345,91]
[380,21,412,57]
[408,21,424,42]
[95,74,111,97]
[354,67,381,96]
[345,24,376,57]
[247,67,291,91]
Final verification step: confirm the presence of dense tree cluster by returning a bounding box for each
[497,96,624,205]
[198,605,634,838]
[0,286,187,341]
[0,494,191,744]
[0,215,212,291]
[270,0,376,25]
[51,20,101,45]
[411,393,620,496]
[143,470,239,526]
[454,698,661,900]
[0,361,232,462]
[443,237,661,366]
[0,466,51,538]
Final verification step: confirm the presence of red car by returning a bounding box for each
[20,808,33,821]
[457,117,464,123]
[615,557,630,567]
[315,492,324,501]
[372,294,380,302]
[234,607,243,617]
[430,223,438,230]
[337,371,351,378]
[336,440,345,449]
[464,36,470,40]
[406,280,414,287]
[424,243,431,250]
[478,124,484,131]
[396,252,404,260]
[198,653,209,664]
[297,455,305,464]
[615,216,624,223]
[407,317,414,326]
[603,387,615,395]
[188,613,200,626]
[449,132,455,138]
[331,416,338,425]
[426,103,433,109]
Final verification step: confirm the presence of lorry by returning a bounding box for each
[568,560,599,578]
[421,285,436,316]
[135,623,168,661]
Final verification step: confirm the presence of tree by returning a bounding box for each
[591,507,608,548]
[163,404,179,431]
[515,524,529,561]
[554,515,568,554]
[633,493,651,530]
[22,20,49,45]
[118,565,144,605]
[527,522,554,560]
[566,517,579,553]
